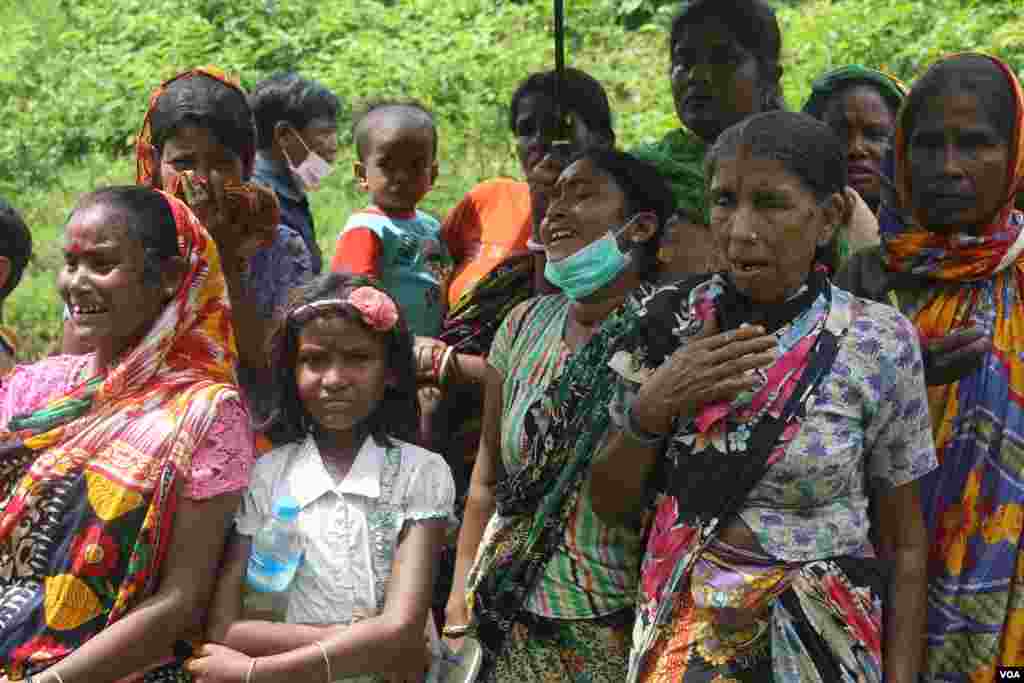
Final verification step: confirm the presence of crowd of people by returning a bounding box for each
[0,0,1020,681]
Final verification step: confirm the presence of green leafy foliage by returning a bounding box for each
[1,0,1022,359]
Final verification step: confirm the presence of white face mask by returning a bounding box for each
[283,127,334,192]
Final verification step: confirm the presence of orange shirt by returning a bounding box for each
[441,179,533,306]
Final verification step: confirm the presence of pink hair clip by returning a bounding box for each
[289,286,399,332]
[347,286,399,332]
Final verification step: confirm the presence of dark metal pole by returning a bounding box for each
[552,0,571,148]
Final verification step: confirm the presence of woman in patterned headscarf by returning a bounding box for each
[803,65,907,213]
[804,66,908,268]
[0,186,256,682]
[838,52,1024,681]
[62,67,282,373]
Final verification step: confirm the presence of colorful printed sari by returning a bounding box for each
[881,53,1024,680]
[464,291,643,678]
[621,273,889,682]
[0,192,239,680]
[440,253,533,359]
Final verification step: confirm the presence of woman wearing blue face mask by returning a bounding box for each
[443,149,674,682]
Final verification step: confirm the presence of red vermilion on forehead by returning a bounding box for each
[64,219,101,253]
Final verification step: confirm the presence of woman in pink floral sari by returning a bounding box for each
[589,111,934,683]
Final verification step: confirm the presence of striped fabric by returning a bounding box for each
[487,294,643,619]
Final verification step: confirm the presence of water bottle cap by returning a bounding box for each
[273,495,301,520]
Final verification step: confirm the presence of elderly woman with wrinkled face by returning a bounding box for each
[838,52,1024,680]
[591,112,932,683]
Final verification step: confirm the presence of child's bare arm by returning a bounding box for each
[204,531,249,644]
[193,520,446,681]
[208,532,333,655]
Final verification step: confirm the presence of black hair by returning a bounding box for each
[509,68,615,142]
[573,148,676,280]
[249,72,342,151]
[0,198,32,301]
[261,272,419,448]
[670,0,785,111]
[707,111,847,201]
[149,73,256,168]
[352,99,438,162]
[707,111,847,268]
[902,54,1016,148]
[72,186,180,287]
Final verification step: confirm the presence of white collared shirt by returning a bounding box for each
[236,434,454,626]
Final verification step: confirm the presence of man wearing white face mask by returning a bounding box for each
[246,72,341,316]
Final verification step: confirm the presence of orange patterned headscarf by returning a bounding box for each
[135,66,279,257]
[884,53,1024,281]
[0,190,240,677]
[136,66,254,187]
[878,54,1024,676]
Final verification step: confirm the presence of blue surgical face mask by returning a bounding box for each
[544,215,642,300]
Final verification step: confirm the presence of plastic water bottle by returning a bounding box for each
[247,495,303,594]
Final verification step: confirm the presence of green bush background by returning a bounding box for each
[2,0,1023,359]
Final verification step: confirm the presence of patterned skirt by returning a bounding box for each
[640,540,886,683]
[486,609,633,683]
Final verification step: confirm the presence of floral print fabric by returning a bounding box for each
[487,609,633,683]
[738,294,934,561]
[242,224,313,318]
[477,295,644,620]
[0,192,243,679]
[637,536,887,683]
[467,292,646,678]
[615,274,934,681]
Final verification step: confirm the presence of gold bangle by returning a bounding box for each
[314,641,331,683]
[442,623,471,638]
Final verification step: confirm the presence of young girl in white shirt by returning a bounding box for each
[191,273,455,683]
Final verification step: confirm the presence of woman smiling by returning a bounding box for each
[0,187,254,682]
[445,150,673,682]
